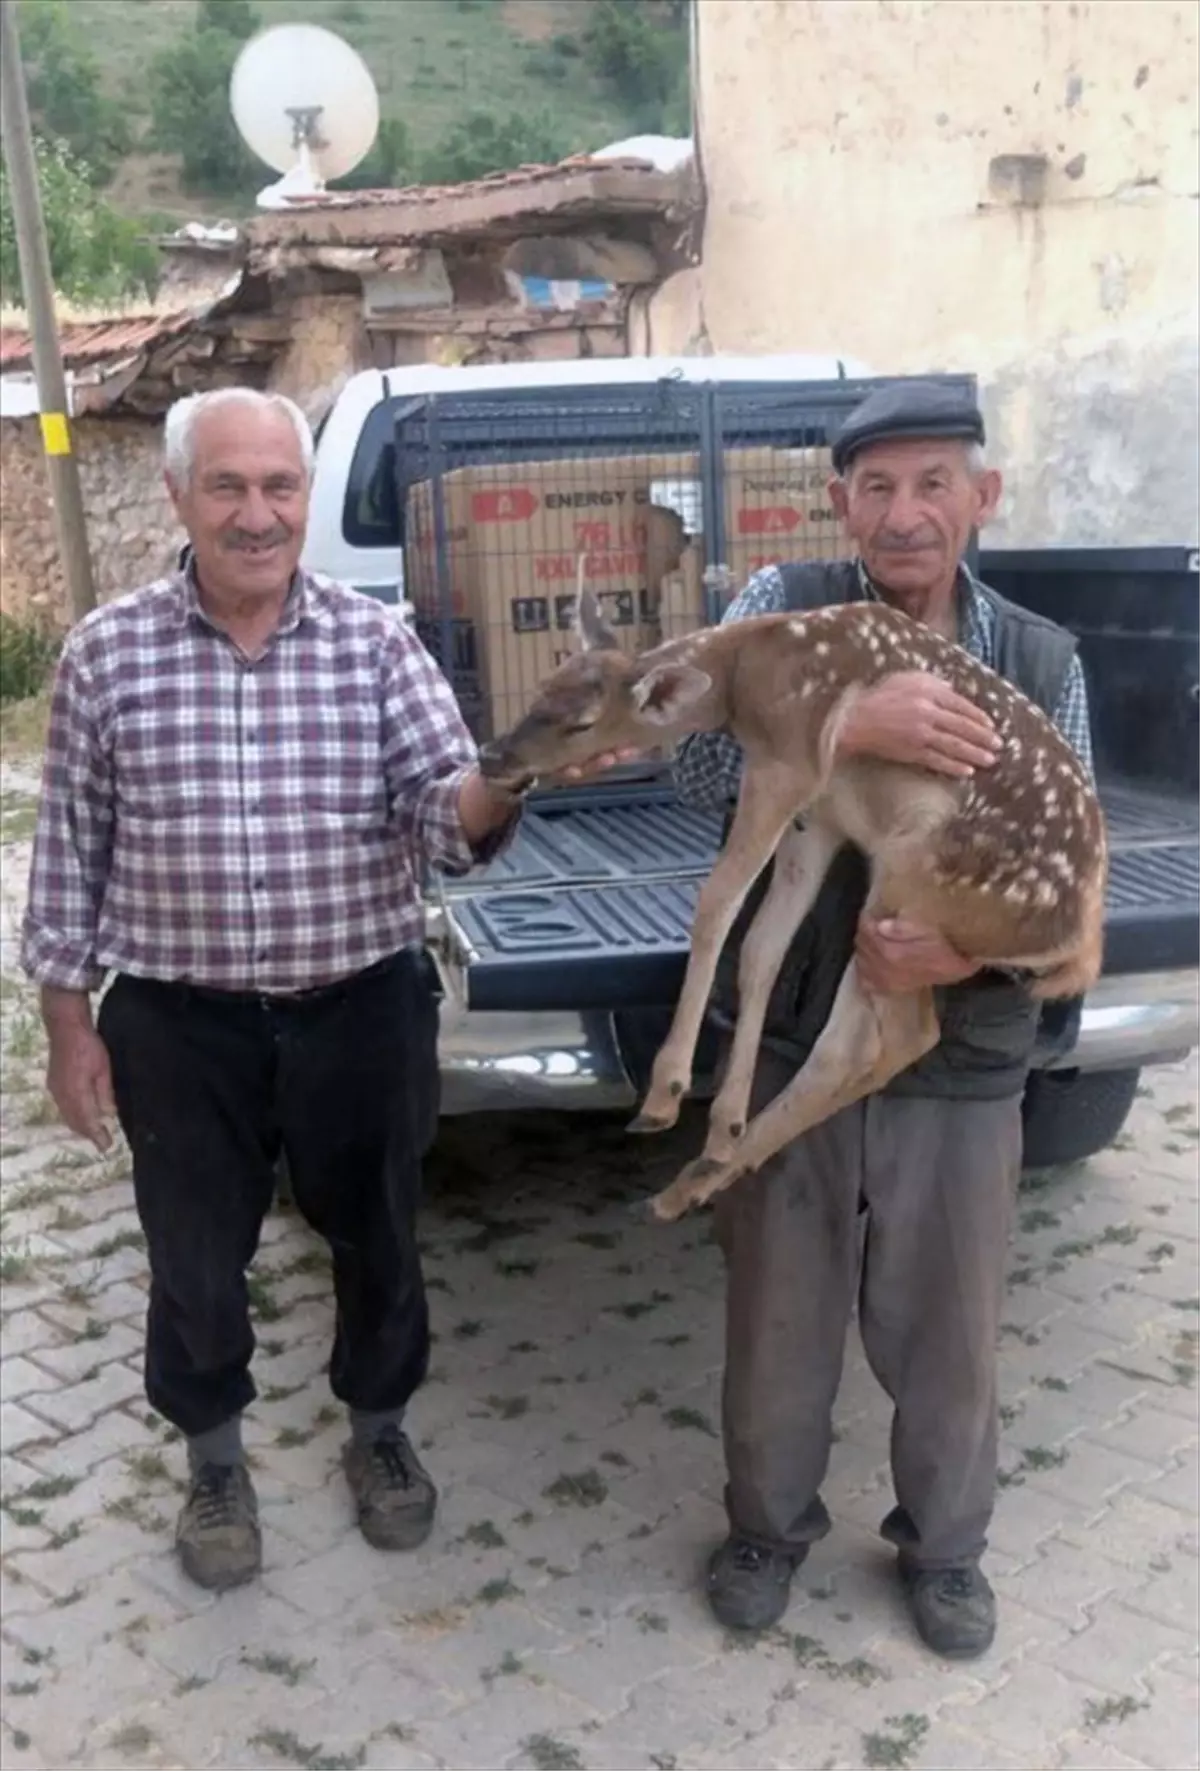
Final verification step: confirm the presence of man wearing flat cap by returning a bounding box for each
[675,380,1094,1658]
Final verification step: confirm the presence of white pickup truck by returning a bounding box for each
[302,357,1199,1170]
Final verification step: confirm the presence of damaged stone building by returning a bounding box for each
[1,151,699,623]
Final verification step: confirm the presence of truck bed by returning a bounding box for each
[442,781,1200,1012]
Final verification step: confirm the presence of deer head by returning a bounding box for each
[476,566,716,788]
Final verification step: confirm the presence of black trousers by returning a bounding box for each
[98,950,440,1440]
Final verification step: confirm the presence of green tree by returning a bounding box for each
[338,118,418,192]
[195,0,260,38]
[18,0,133,185]
[147,0,261,196]
[423,110,576,185]
[0,136,158,305]
[584,0,688,132]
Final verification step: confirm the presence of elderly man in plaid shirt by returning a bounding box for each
[21,387,632,1592]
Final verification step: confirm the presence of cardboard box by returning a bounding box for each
[724,445,845,586]
[405,452,698,737]
[404,444,852,736]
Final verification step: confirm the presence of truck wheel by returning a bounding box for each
[1021,1067,1141,1173]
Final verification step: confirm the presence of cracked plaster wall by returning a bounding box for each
[695,0,1199,545]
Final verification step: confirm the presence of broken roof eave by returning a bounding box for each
[245,161,698,251]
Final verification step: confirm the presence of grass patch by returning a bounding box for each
[496,1255,540,1277]
[107,1723,157,1757]
[461,1519,505,1549]
[248,1730,366,1771]
[247,1273,283,1322]
[485,1393,530,1420]
[543,1469,607,1509]
[522,1737,584,1771]
[662,1405,715,1436]
[604,1289,673,1320]
[476,1575,523,1605]
[241,1652,315,1688]
[1083,1694,1149,1729]
[862,1714,930,1768]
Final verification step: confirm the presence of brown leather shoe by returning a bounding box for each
[176,1463,261,1592]
[342,1426,436,1551]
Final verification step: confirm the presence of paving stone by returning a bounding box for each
[993,1537,1122,1628]
[0,1309,70,1361]
[1055,1488,1197,1573]
[1130,1453,1200,1515]
[1053,1731,1151,1770]
[1122,1553,1200,1634]
[16,1638,171,1770]
[953,1660,1139,1766]
[1081,1404,1198,1469]
[141,1587,317,1681]
[37,1280,148,1334]
[19,1359,143,1434]
[1054,1665,1200,1770]
[0,1356,59,1403]
[0,1400,58,1455]
[985,1472,1097,1564]
[1041,1590,1195,1697]
[2,1562,190,1660]
[413,1682,601,1771]
[25,1318,143,1385]
[900,1718,1036,1770]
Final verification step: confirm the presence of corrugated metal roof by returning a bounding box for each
[0,311,193,371]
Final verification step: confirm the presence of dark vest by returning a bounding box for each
[708,559,1082,1100]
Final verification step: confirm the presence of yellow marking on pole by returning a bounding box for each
[40,411,71,456]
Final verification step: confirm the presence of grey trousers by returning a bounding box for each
[713,1045,1023,1569]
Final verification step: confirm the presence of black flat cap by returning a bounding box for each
[831,379,985,475]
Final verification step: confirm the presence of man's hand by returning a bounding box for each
[856,914,978,995]
[838,672,1001,779]
[554,746,644,784]
[46,1019,115,1151]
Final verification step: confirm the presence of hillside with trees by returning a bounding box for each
[1,0,689,307]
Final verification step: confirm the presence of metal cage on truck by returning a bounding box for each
[391,372,979,744]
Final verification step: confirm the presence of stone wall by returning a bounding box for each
[695,0,1199,547]
[0,418,178,627]
[268,294,370,427]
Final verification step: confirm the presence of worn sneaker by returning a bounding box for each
[706,1535,806,1632]
[176,1462,261,1592]
[900,1561,997,1659]
[343,1426,437,1551]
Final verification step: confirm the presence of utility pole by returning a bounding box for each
[0,0,96,621]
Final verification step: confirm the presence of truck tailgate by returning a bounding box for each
[441,784,1199,1012]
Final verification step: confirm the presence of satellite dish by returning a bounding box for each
[230,23,380,209]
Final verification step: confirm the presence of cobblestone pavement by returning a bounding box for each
[1,761,1197,1771]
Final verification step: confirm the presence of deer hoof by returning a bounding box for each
[647,1184,691,1223]
[649,1154,737,1222]
[627,1109,676,1135]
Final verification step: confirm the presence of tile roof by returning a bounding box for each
[269,154,684,212]
[0,311,193,372]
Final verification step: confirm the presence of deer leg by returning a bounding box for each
[630,762,806,1135]
[649,964,941,1221]
[702,818,841,1167]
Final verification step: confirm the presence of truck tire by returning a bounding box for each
[1020,1066,1140,1173]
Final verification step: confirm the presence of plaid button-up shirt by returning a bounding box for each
[22,565,497,996]
[674,560,1095,810]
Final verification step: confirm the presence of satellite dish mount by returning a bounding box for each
[284,106,329,191]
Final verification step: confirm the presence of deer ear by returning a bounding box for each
[630,661,713,726]
[575,584,619,652]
